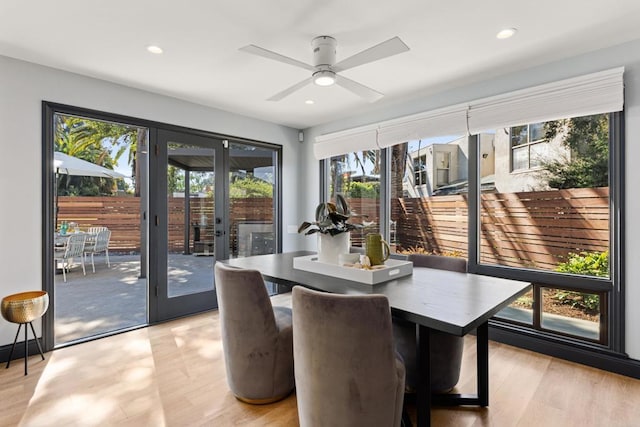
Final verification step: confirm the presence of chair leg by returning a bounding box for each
[105,249,110,268]
[28,322,46,361]
[81,255,86,276]
[62,260,67,282]
[91,253,96,273]
[6,324,22,369]
[24,321,28,375]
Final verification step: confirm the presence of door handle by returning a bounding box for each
[215,230,225,237]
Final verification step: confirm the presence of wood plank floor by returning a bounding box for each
[1,309,639,427]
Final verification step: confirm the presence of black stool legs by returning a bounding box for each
[6,321,46,375]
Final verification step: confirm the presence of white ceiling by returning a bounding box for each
[2,1,640,129]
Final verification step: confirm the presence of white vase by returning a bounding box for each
[317,232,351,264]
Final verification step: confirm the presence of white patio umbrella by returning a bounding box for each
[54,152,128,227]
[54,151,128,179]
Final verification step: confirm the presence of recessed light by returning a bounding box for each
[496,28,517,39]
[146,45,163,54]
[305,100,315,105]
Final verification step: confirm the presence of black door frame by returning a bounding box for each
[41,102,282,352]
[150,129,226,322]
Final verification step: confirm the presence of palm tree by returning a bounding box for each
[54,114,137,195]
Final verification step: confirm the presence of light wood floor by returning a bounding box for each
[1,308,639,427]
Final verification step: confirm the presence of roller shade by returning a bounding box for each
[313,124,379,159]
[467,67,624,133]
[313,67,624,159]
[376,104,468,148]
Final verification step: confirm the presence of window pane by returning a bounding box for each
[328,151,380,248]
[512,146,528,170]
[495,286,533,324]
[481,114,610,278]
[511,125,527,146]
[529,141,549,168]
[389,136,467,258]
[436,169,449,186]
[435,151,450,168]
[529,122,545,142]
[229,142,276,258]
[540,287,600,341]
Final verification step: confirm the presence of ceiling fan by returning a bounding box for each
[239,35,409,103]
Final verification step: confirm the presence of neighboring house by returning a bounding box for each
[493,122,570,193]
[403,122,570,196]
[403,133,495,196]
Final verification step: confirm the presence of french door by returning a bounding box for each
[152,129,227,321]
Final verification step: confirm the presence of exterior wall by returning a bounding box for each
[404,133,494,196]
[493,125,570,193]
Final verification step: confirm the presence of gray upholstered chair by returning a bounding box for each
[214,262,294,404]
[394,254,467,393]
[292,286,406,427]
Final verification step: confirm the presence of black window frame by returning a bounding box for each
[469,111,625,355]
[319,111,626,369]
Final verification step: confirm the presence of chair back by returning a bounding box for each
[293,286,405,427]
[92,229,111,253]
[214,263,283,397]
[88,226,108,235]
[407,253,467,273]
[64,234,86,259]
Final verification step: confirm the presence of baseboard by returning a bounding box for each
[489,322,640,379]
[0,339,47,364]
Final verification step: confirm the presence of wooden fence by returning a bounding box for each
[58,196,273,254]
[390,187,609,270]
[58,188,609,270]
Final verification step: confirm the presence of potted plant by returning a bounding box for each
[298,194,368,264]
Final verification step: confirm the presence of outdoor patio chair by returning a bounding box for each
[55,233,87,282]
[84,229,111,273]
[87,226,108,234]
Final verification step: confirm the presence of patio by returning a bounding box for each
[54,253,213,344]
[53,253,288,345]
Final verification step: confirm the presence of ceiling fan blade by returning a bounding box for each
[333,36,409,72]
[267,77,313,101]
[239,45,315,71]
[335,75,384,103]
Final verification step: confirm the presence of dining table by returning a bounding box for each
[223,251,531,427]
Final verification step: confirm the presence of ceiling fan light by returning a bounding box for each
[313,70,336,86]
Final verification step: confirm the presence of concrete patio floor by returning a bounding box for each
[54,253,215,344]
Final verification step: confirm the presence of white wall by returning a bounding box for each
[0,55,303,345]
[303,38,640,361]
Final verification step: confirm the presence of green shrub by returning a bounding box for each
[556,251,608,277]
[230,177,273,198]
[553,251,608,313]
[345,181,379,198]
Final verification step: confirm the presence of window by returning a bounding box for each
[413,154,427,185]
[327,151,380,248]
[389,137,468,256]
[435,151,450,186]
[511,122,549,171]
[319,68,624,358]
[481,113,613,344]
